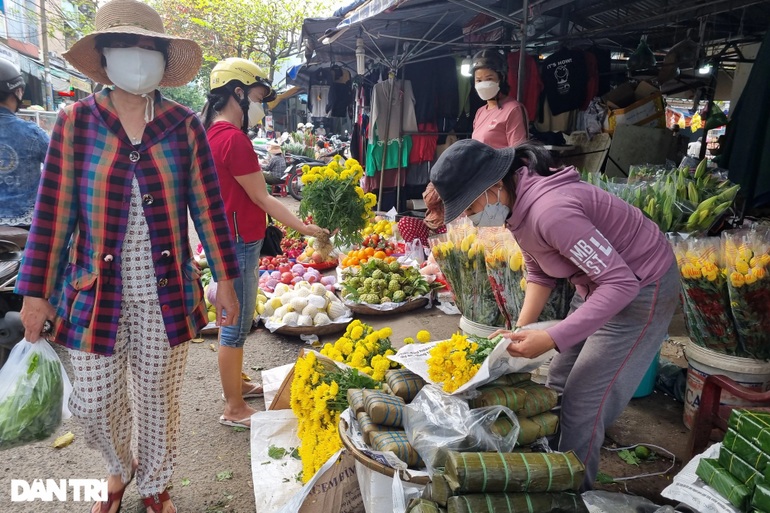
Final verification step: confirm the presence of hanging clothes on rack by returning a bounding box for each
[506,50,543,120]
[366,78,417,177]
[542,48,588,115]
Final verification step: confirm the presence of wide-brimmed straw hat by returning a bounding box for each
[429,139,516,224]
[63,0,202,87]
[267,141,282,154]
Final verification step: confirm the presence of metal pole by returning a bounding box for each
[40,0,52,110]
[395,77,405,213]
[516,0,529,104]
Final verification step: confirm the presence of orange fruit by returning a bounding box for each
[350,257,360,266]
[365,247,375,257]
[374,251,386,259]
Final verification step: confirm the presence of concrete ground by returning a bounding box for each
[0,196,694,512]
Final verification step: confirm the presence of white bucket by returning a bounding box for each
[683,341,770,429]
[459,315,504,338]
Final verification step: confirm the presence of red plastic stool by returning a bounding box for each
[687,374,770,461]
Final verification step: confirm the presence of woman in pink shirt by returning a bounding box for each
[471,49,528,148]
[430,139,679,491]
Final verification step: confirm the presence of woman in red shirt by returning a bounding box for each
[472,49,529,149]
[203,58,325,428]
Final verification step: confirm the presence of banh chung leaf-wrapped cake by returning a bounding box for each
[347,388,365,415]
[723,428,770,471]
[363,389,406,427]
[491,412,559,446]
[485,373,532,387]
[386,368,426,403]
[406,498,445,513]
[468,381,558,418]
[752,481,770,512]
[695,457,751,510]
[718,447,762,489]
[515,381,559,418]
[444,451,585,494]
[370,430,423,467]
[423,471,453,507]
[357,411,400,445]
[729,409,770,450]
[468,386,527,411]
[446,492,588,513]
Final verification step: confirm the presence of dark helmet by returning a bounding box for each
[471,49,507,79]
[0,57,25,94]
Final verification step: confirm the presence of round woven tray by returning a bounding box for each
[338,418,431,485]
[345,296,429,316]
[273,321,348,337]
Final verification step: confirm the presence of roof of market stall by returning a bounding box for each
[300,0,770,74]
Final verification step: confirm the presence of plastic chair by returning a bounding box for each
[687,374,770,461]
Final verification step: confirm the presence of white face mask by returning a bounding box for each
[467,189,510,227]
[248,101,264,127]
[103,47,165,95]
[475,80,500,101]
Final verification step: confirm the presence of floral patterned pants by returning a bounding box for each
[68,299,189,496]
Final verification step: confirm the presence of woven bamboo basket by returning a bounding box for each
[272,321,349,337]
[345,297,429,316]
[338,418,431,485]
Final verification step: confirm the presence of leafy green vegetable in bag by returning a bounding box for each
[0,341,68,450]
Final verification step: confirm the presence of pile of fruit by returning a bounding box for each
[202,283,269,323]
[296,236,338,266]
[258,255,292,272]
[263,281,350,327]
[280,237,306,260]
[259,262,336,293]
[339,247,398,269]
[341,258,431,304]
[362,219,395,238]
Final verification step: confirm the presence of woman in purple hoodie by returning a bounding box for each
[430,139,679,490]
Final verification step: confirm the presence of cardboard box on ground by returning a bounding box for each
[603,81,666,134]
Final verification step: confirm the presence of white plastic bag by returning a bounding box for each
[0,338,72,450]
[404,239,425,265]
[404,385,520,474]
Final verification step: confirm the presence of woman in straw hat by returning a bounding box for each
[430,139,678,490]
[202,57,326,429]
[15,0,241,511]
[264,140,287,187]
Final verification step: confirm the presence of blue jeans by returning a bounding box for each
[219,238,263,348]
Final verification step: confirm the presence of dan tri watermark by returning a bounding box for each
[11,479,107,502]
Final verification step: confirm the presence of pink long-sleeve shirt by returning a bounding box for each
[506,166,675,351]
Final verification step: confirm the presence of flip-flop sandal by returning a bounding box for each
[220,382,264,401]
[218,415,251,428]
[89,462,137,513]
[141,489,175,513]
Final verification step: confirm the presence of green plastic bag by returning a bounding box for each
[0,339,72,450]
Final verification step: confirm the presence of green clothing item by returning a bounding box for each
[365,131,412,176]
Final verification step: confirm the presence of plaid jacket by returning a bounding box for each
[15,90,239,355]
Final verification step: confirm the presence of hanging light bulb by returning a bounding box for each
[460,55,473,77]
[356,38,366,75]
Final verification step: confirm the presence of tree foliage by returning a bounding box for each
[46,0,98,48]
[151,0,326,82]
[160,84,206,112]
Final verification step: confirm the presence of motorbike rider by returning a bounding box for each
[0,57,49,228]
[263,141,286,187]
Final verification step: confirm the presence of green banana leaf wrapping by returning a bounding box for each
[357,411,400,445]
[363,389,406,427]
[423,471,453,507]
[728,410,770,447]
[406,498,445,513]
[695,457,750,510]
[491,413,560,446]
[444,451,585,494]
[468,386,528,411]
[723,428,770,471]
[445,492,588,513]
[751,481,770,513]
[515,381,559,418]
[370,430,422,467]
[386,369,426,403]
[718,447,762,489]
[347,388,365,415]
[485,373,532,387]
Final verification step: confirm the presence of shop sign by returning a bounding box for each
[69,75,92,93]
[0,42,20,67]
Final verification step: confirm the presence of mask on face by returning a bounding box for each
[248,101,265,127]
[475,80,500,101]
[103,47,165,95]
[467,189,510,227]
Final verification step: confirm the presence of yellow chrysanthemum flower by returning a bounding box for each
[416,330,431,343]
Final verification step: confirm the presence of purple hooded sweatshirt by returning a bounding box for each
[506,166,675,351]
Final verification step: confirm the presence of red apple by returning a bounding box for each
[267,264,275,271]
[311,252,324,264]
[280,272,294,284]
[278,264,291,274]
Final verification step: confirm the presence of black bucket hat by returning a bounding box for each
[430,139,516,224]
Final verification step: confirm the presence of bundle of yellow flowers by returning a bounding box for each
[429,220,504,327]
[320,320,400,381]
[723,229,770,359]
[672,236,738,354]
[290,350,378,482]
[480,227,574,326]
[426,333,500,393]
[299,156,376,249]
